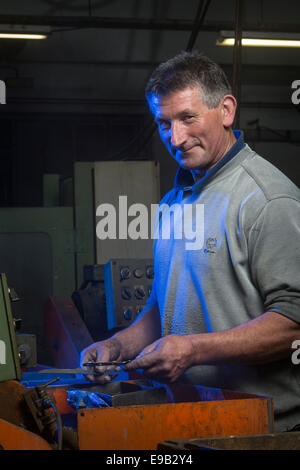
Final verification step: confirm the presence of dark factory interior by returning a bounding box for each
[0,0,300,452]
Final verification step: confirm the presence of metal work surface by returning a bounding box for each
[52,379,168,410]
[57,381,273,451]
[0,378,274,450]
[77,396,272,450]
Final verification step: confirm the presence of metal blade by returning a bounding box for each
[82,361,131,367]
[38,368,91,375]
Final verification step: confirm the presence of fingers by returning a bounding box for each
[124,346,162,378]
[86,367,121,384]
[84,367,119,384]
[125,340,160,370]
[125,358,171,383]
[80,341,121,383]
[123,338,182,383]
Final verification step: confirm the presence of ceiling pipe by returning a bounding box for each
[186,0,212,51]
[232,0,243,129]
[0,15,298,33]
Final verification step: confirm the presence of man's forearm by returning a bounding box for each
[111,303,161,361]
[189,311,300,367]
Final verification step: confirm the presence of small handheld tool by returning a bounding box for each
[38,360,131,376]
[82,360,131,367]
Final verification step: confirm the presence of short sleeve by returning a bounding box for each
[248,197,300,322]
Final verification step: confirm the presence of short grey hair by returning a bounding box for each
[145,51,232,109]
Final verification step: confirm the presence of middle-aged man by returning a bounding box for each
[81,52,300,432]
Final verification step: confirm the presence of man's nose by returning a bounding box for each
[170,121,187,148]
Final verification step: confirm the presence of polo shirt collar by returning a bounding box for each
[174,130,245,193]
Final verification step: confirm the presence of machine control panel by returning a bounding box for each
[104,259,154,330]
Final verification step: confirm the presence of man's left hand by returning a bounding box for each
[124,334,194,383]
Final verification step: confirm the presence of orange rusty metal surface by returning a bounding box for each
[52,388,75,415]
[0,418,52,450]
[77,398,272,450]
[0,380,39,432]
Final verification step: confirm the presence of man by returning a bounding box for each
[80,52,300,432]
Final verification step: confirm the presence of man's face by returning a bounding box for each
[149,86,232,174]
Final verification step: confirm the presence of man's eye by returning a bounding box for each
[184,115,194,121]
[158,121,170,130]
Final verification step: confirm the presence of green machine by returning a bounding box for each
[0,206,77,365]
[0,169,96,366]
[0,273,22,382]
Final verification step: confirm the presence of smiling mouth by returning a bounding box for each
[172,147,194,156]
[180,147,195,157]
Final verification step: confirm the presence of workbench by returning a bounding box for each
[0,372,274,450]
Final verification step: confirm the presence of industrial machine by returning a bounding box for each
[0,270,277,450]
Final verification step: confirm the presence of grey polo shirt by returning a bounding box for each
[147,138,300,431]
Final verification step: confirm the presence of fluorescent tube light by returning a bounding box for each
[0,33,47,39]
[217,31,300,47]
[0,25,50,40]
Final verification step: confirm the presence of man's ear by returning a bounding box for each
[221,95,237,128]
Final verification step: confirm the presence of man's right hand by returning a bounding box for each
[80,338,122,383]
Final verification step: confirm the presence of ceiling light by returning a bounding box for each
[217,31,300,48]
[0,24,50,40]
[0,33,47,39]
